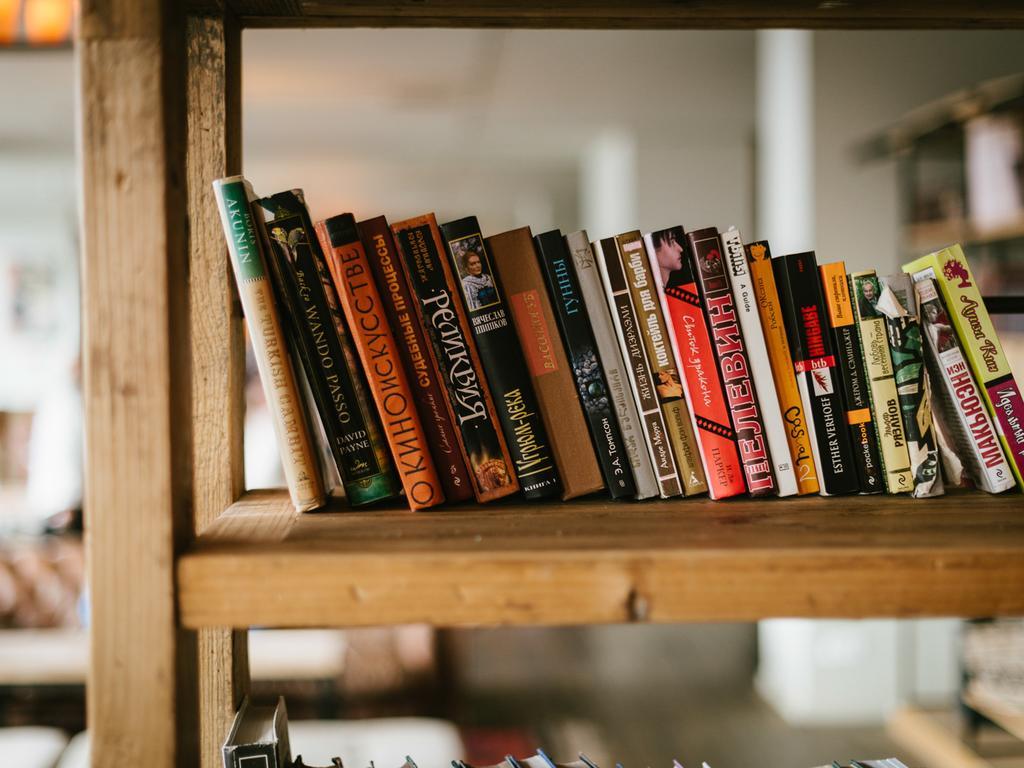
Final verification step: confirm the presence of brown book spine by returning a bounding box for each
[316,214,446,510]
[391,213,519,503]
[357,216,473,502]
[485,226,605,500]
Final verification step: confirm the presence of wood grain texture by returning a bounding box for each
[80,0,186,764]
[186,10,250,768]
[179,490,1024,628]
[226,0,1024,28]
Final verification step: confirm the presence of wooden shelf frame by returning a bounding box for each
[80,2,1024,767]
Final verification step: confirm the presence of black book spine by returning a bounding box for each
[439,217,561,500]
[256,190,400,506]
[224,744,280,768]
[535,229,637,499]
[771,251,860,495]
[832,316,885,493]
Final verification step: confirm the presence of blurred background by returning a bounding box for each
[2,5,1024,766]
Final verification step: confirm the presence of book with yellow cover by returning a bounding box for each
[849,270,914,493]
[745,240,819,495]
[903,244,1024,488]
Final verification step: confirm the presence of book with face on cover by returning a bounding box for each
[616,230,707,495]
[535,229,636,499]
[440,216,561,501]
[485,226,605,500]
[212,177,325,512]
[391,213,519,503]
[904,244,1024,489]
[649,225,745,499]
[567,230,659,500]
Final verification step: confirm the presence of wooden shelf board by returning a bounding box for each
[209,1,1024,29]
[178,489,1024,629]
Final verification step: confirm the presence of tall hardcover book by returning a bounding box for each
[212,177,325,512]
[358,216,473,503]
[686,227,775,496]
[745,240,819,495]
[904,245,1024,489]
[535,229,636,499]
[316,213,445,510]
[595,237,682,498]
[652,226,745,499]
[567,230,659,500]
[485,227,604,500]
[616,231,707,495]
[391,214,519,503]
[915,277,1015,493]
[440,216,561,501]
[849,270,914,494]
[773,251,860,496]
[720,227,798,496]
[819,261,885,494]
[256,189,400,506]
[877,274,944,497]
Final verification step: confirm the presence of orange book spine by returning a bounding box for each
[745,241,820,495]
[316,214,445,510]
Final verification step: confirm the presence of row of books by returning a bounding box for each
[223,696,905,768]
[213,176,1024,511]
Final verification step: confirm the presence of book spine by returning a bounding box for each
[773,251,860,495]
[653,227,746,499]
[316,214,446,510]
[877,274,944,497]
[391,214,519,503]
[745,240,819,494]
[617,231,707,496]
[358,216,473,503]
[914,277,1015,493]
[256,190,400,506]
[849,270,914,493]
[721,228,798,496]
[224,744,280,768]
[212,177,325,513]
[904,246,1024,489]
[687,228,775,496]
[819,262,885,494]
[485,227,604,500]
[535,229,636,499]
[595,237,683,498]
[439,217,561,501]
[567,230,659,500]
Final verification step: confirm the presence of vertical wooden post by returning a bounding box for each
[186,8,251,768]
[80,1,193,764]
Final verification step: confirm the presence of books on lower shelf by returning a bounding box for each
[212,174,1023,511]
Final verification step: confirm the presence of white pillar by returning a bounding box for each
[755,29,814,253]
[580,130,638,241]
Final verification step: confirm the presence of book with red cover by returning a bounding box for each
[391,213,519,503]
[358,215,473,503]
[316,213,446,510]
[652,225,746,499]
[486,226,605,500]
[686,226,775,496]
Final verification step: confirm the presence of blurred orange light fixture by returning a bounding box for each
[0,0,18,44]
[24,0,74,44]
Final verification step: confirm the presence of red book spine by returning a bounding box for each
[357,215,474,502]
[655,227,746,499]
[316,214,446,510]
[687,227,776,496]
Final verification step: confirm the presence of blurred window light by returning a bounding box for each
[0,0,74,47]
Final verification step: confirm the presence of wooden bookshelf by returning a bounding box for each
[80,2,1024,767]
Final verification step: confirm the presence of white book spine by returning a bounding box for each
[721,227,798,496]
[568,232,659,499]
